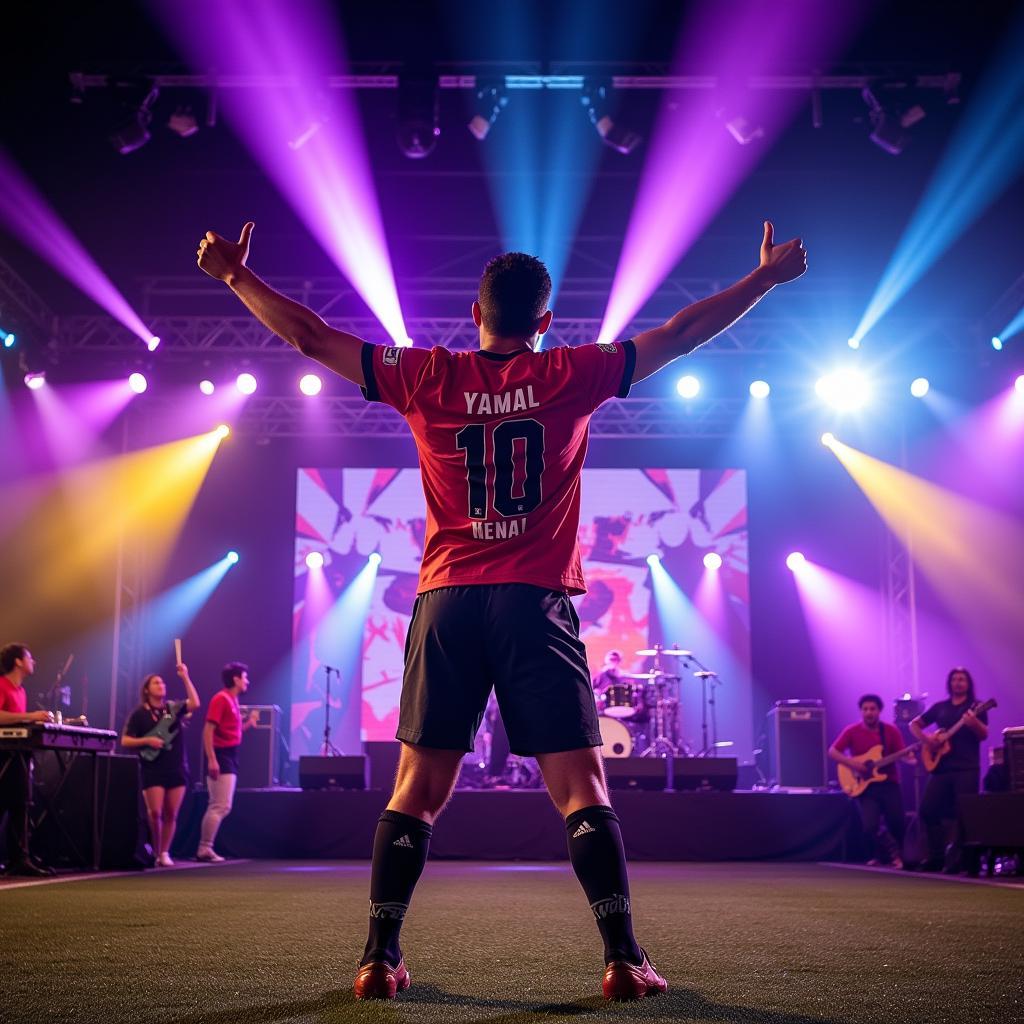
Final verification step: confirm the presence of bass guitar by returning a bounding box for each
[139,701,189,762]
[921,698,997,772]
[838,743,920,798]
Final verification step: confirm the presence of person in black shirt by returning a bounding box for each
[121,663,200,867]
[910,667,989,872]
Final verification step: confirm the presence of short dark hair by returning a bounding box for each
[222,661,248,689]
[859,694,884,710]
[0,643,29,675]
[478,252,552,337]
[946,667,975,702]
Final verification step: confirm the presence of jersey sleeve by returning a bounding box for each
[123,707,146,738]
[564,340,636,413]
[919,703,939,727]
[205,693,226,728]
[833,725,854,752]
[360,343,434,415]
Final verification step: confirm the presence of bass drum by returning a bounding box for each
[599,717,633,758]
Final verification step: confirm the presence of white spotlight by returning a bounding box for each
[910,377,930,398]
[24,372,45,390]
[199,379,215,396]
[646,553,661,566]
[299,373,323,397]
[235,372,257,395]
[703,552,723,570]
[847,337,860,350]
[815,369,870,410]
[305,551,325,570]
[676,375,700,399]
[147,336,161,352]
[749,379,770,399]
[821,431,836,447]
[368,552,382,567]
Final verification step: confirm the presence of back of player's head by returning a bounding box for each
[222,661,248,688]
[0,642,29,674]
[478,252,552,337]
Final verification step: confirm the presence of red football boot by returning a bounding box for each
[353,957,411,1000]
[602,949,668,1001]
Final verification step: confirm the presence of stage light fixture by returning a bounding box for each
[109,81,160,155]
[298,373,323,397]
[24,372,45,390]
[910,377,930,398]
[199,379,215,396]
[368,552,382,567]
[468,81,509,141]
[397,75,440,159]
[991,336,1003,351]
[3,332,14,349]
[786,551,806,571]
[235,372,257,395]
[861,84,925,156]
[722,113,764,146]
[749,379,770,399]
[1015,375,1024,394]
[214,424,230,439]
[305,551,325,570]
[226,550,240,565]
[847,337,860,350]
[128,372,148,394]
[580,80,641,156]
[646,553,661,566]
[147,336,161,352]
[815,369,870,410]
[821,431,836,447]
[676,375,701,399]
[167,106,200,139]
[703,552,723,570]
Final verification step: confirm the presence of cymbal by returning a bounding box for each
[635,648,693,657]
[631,671,681,680]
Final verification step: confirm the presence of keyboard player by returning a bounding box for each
[0,642,54,876]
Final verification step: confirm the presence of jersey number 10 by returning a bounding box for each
[455,418,545,520]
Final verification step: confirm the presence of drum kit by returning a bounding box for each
[597,644,721,759]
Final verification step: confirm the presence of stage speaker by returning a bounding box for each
[32,753,152,870]
[671,756,737,792]
[767,701,827,789]
[604,757,668,791]
[364,741,401,790]
[299,754,368,791]
[237,704,281,789]
[1004,727,1024,792]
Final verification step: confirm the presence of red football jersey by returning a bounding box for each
[360,340,636,595]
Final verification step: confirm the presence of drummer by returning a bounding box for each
[592,650,625,695]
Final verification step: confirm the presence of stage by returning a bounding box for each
[174,788,860,862]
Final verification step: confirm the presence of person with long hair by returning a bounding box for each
[910,667,989,871]
[121,662,200,867]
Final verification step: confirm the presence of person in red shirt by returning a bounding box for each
[829,694,910,869]
[0,642,54,876]
[197,661,257,863]
[199,219,806,1000]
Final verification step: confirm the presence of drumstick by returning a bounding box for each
[174,638,182,666]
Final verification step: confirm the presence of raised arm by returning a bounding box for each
[197,222,365,386]
[631,222,807,383]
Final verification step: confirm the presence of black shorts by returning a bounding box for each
[396,583,603,756]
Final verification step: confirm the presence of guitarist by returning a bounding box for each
[121,663,201,867]
[829,694,909,869]
[910,667,988,872]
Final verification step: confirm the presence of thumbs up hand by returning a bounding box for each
[758,220,807,285]
[197,222,255,284]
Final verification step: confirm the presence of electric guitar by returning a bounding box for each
[139,701,189,762]
[921,698,997,772]
[837,742,920,798]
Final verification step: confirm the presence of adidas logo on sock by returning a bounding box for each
[393,834,414,848]
[572,820,597,838]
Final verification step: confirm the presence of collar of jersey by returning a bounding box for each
[475,348,534,361]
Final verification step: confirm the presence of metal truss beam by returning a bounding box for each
[0,255,56,334]
[218,396,742,439]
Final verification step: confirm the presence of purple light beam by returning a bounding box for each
[152,0,407,345]
[598,0,861,345]
[0,148,154,346]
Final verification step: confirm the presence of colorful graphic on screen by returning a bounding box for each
[291,468,751,760]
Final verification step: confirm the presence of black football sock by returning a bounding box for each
[565,804,643,965]
[361,810,432,968]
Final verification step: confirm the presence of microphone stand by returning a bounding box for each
[320,665,343,756]
[689,652,721,757]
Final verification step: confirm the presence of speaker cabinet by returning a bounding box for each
[768,702,827,789]
[604,757,668,791]
[298,754,368,790]
[237,704,281,789]
[671,756,738,792]
[1004,727,1024,792]
[364,741,402,790]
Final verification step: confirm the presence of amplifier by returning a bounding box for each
[364,741,401,790]
[1004,727,1024,792]
[299,754,368,791]
[604,757,668,791]
[768,701,827,789]
[671,756,738,792]
[238,704,281,789]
